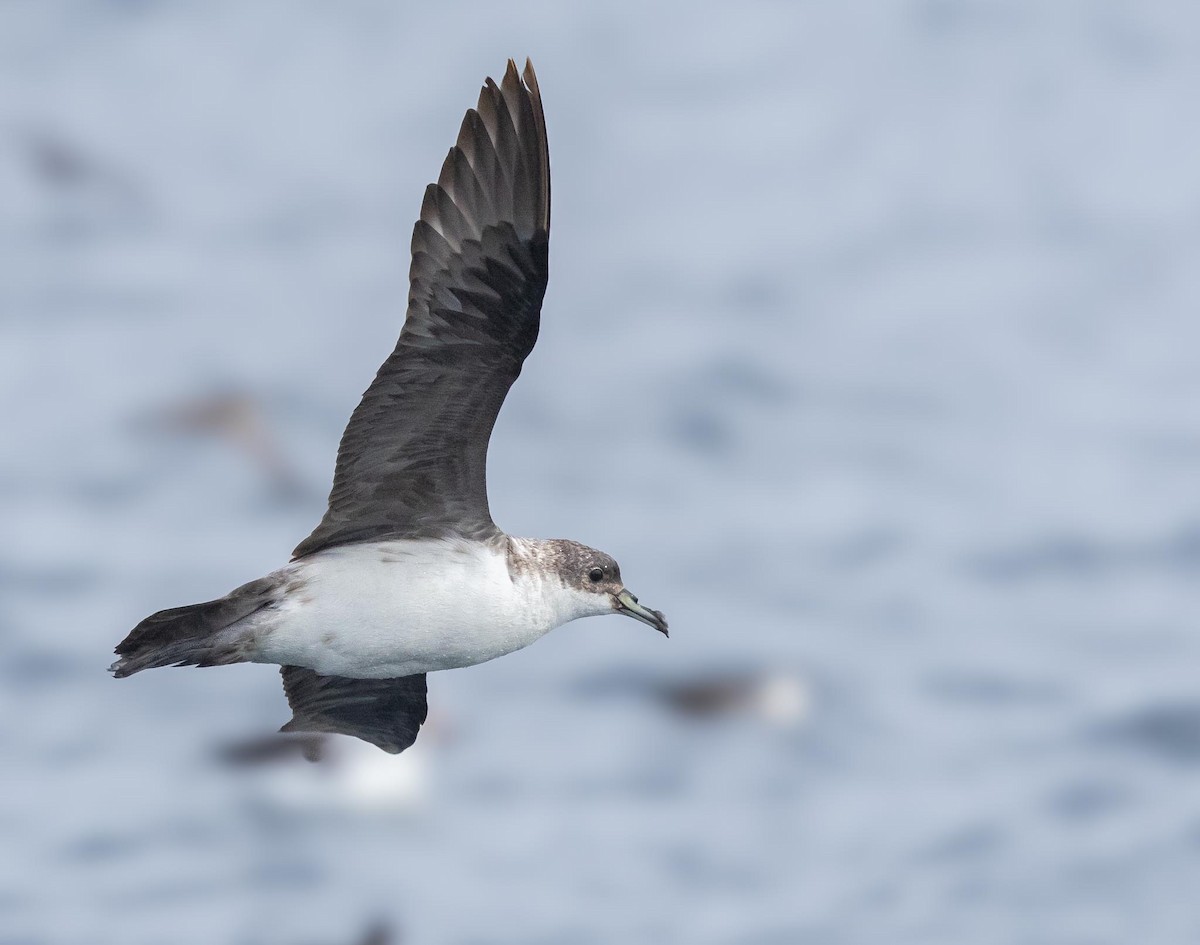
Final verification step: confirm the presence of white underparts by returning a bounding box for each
[243,537,611,678]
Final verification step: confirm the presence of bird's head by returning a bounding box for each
[513,538,668,636]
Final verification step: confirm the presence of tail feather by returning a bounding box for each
[111,577,276,678]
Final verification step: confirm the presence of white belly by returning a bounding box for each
[252,539,556,678]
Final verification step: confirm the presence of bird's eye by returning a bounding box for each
[588,567,604,583]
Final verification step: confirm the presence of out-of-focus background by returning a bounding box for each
[3,1,1199,943]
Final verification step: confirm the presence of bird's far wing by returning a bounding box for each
[293,59,550,559]
[279,666,429,754]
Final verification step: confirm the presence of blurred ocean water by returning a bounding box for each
[3,2,1200,942]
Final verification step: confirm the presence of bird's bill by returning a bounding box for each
[614,588,669,637]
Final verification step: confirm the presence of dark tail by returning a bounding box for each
[111,577,276,678]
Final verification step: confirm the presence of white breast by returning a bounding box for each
[251,538,560,678]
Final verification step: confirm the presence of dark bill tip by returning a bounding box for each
[615,588,669,637]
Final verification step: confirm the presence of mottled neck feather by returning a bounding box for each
[505,536,596,585]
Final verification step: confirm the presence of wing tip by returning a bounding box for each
[522,58,541,98]
[499,56,539,91]
[435,57,549,239]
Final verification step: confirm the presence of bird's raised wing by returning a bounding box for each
[293,59,550,559]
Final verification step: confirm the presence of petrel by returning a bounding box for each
[112,60,667,754]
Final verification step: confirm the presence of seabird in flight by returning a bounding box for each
[112,59,667,754]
